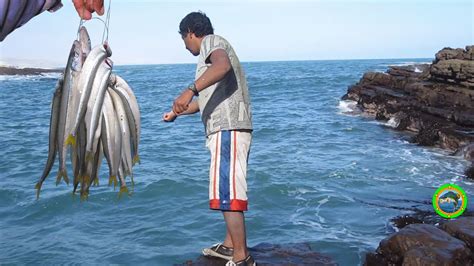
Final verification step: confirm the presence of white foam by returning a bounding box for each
[338,100,360,115]
[414,67,422,73]
[0,72,62,81]
[385,117,400,128]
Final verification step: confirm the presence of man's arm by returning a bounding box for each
[194,49,231,93]
[163,100,199,122]
[172,49,231,115]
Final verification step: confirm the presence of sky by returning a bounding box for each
[0,0,472,67]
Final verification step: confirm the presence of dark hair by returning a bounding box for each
[179,11,214,38]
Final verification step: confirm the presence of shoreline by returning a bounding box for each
[341,45,474,265]
[0,66,62,76]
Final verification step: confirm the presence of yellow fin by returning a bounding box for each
[35,182,42,199]
[93,177,99,186]
[118,186,129,198]
[85,151,94,163]
[64,134,76,147]
[80,191,89,201]
[108,175,118,189]
[132,155,141,165]
[55,170,69,186]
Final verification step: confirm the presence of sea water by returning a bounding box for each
[0,59,472,265]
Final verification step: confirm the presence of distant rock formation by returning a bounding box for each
[0,66,62,76]
[341,45,474,178]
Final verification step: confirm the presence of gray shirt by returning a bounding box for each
[196,34,253,136]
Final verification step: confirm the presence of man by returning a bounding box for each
[0,0,104,41]
[162,11,256,266]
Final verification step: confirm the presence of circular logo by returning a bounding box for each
[433,184,468,219]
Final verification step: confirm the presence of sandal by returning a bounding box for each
[202,243,234,260]
[225,254,256,266]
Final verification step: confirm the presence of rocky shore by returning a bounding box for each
[342,46,474,178]
[342,46,474,265]
[0,66,62,76]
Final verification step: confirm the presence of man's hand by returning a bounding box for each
[172,89,194,115]
[162,110,177,122]
[73,0,105,20]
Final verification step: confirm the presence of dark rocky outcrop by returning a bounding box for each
[0,66,62,76]
[179,243,336,266]
[366,217,474,266]
[342,46,474,265]
[342,45,474,175]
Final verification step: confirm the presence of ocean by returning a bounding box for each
[0,59,472,265]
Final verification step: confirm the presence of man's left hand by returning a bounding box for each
[172,89,194,115]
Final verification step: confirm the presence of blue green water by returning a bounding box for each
[0,59,472,265]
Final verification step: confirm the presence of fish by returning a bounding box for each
[110,74,141,165]
[56,40,84,186]
[85,58,112,163]
[35,77,63,198]
[101,89,122,190]
[66,43,112,147]
[78,26,91,59]
[108,88,133,183]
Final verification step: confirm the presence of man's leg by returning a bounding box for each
[223,211,249,262]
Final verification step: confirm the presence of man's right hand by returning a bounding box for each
[73,0,105,20]
[162,111,177,122]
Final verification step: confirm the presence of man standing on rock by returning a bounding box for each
[162,11,255,266]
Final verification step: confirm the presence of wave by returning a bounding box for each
[0,72,62,81]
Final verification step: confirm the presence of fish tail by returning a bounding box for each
[65,134,76,147]
[35,182,43,199]
[85,151,94,163]
[80,190,89,201]
[132,155,141,165]
[55,170,70,186]
[108,175,118,189]
[118,185,129,199]
[130,173,135,187]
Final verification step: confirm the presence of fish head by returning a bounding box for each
[79,26,92,57]
[71,40,84,72]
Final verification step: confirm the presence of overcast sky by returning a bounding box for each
[0,0,472,67]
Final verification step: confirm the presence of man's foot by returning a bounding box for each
[202,243,234,260]
[225,254,256,266]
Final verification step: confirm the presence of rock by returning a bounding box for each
[179,243,337,266]
[465,164,474,180]
[372,224,472,265]
[441,217,474,250]
[0,66,62,76]
[341,45,474,178]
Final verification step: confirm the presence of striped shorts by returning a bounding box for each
[206,130,252,211]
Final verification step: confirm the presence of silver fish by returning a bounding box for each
[85,58,112,162]
[101,90,122,190]
[110,74,141,165]
[66,43,112,146]
[57,40,83,185]
[108,88,133,182]
[35,78,63,198]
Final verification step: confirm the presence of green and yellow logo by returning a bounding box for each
[433,183,468,219]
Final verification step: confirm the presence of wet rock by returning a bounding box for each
[370,224,472,265]
[465,164,474,180]
[179,243,336,266]
[441,217,474,250]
